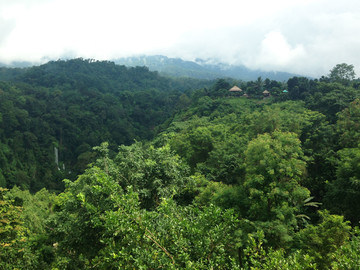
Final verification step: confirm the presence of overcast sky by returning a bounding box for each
[0,0,359,77]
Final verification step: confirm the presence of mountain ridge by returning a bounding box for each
[1,55,301,81]
[114,55,300,81]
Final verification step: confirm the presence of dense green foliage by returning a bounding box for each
[1,59,360,268]
[0,59,211,192]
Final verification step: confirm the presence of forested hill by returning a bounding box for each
[0,58,213,91]
[2,61,360,269]
[0,58,212,191]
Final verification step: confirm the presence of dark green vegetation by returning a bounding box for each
[1,60,360,269]
[0,59,213,192]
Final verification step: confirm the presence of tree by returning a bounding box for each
[287,76,312,100]
[112,143,191,209]
[6,187,56,235]
[243,131,310,248]
[48,166,123,269]
[295,210,351,269]
[0,187,37,269]
[306,82,359,122]
[325,145,360,223]
[245,77,264,98]
[336,98,360,148]
[331,227,360,269]
[169,125,214,170]
[329,63,356,84]
[5,187,57,268]
[49,160,241,268]
[213,79,230,92]
[197,133,247,185]
[242,231,316,269]
[96,198,241,269]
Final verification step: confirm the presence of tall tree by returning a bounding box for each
[243,131,310,248]
[329,63,356,84]
[325,145,360,223]
[336,98,360,148]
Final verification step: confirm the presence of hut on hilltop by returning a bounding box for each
[229,86,243,97]
[229,86,242,92]
[263,89,270,98]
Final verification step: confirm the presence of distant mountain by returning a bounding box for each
[1,56,299,81]
[114,55,298,81]
[0,61,36,81]
[0,61,35,68]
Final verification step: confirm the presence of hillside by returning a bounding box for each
[0,58,212,191]
[115,55,299,81]
[1,60,360,269]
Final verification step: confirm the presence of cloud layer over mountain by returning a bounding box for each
[0,0,359,77]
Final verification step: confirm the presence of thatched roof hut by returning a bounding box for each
[263,89,270,97]
[229,86,242,92]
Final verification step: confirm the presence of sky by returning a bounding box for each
[0,0,359,77]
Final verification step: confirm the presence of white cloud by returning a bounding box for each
[0,0,359,77]
[246,31,306,73]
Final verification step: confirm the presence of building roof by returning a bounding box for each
[229,86,242,92]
